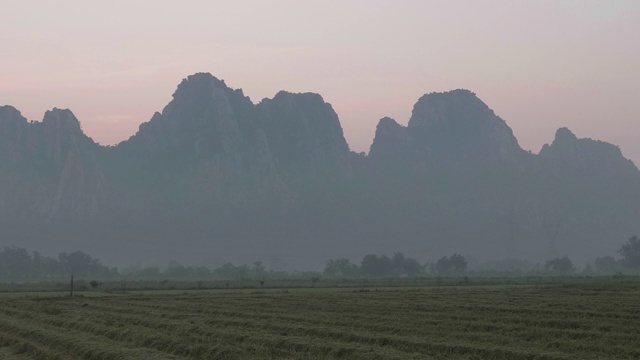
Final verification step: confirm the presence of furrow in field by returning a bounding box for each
[76,293,640,349]
[1,285,639,360]
[0,300,432,360]
[14,298,615,360]
[0,298,572,360]
[0,309,189,360]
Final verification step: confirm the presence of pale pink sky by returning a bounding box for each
[2,1,639,163]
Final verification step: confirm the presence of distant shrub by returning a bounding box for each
[545,256,575,275]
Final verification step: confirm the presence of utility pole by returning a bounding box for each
[537,205,565,261]
[70,275,74,297]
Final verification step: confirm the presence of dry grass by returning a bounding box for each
[0,282,638,359]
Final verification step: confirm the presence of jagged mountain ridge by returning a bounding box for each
[0,106,106,219]
[1,72,639,267]
[103,74,352,210]
[369,89,534,178]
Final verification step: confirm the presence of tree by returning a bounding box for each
[215,263,249,279]
[435,254,467,274]
[618,235,640,269]
[449,254,467,272]
[360,255,392,277]
[193,266,212,278]
[60,251,105,278]
[545,256,574,275]
[0,247,32,280]
[323,258,358,278]
[391,252,423,276]
[136,266,161,278]
[435,256,452,274]
[0,248,115,280]
[251,261,267,279]
[31,251,45,279]
[165,264,192,278]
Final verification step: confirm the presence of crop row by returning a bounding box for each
[0,284,638,359]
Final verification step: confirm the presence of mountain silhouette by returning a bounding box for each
[1,73,638,268]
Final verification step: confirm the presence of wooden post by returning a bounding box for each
[70,275,74,297]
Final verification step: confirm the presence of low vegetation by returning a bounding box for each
[0,280,639,359]
[2,235,639,282]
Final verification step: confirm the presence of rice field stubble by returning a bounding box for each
[0,282,638,359]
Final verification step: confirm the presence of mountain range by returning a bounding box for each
[1,73,639,269]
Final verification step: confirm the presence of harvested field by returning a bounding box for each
[0,282,638,359]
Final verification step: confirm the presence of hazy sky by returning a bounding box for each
[2,1,639,163]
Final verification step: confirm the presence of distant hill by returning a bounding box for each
[1,73,639,269]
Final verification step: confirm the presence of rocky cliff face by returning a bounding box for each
[538,127,639,180]
[113,73,285,207]
[104,73,353,211]
[368,90,531,177]
[258,91,352,186]
[533,127,640,221]
[0,106,106,219]
[368,117,416,174]
[408,90,527,168]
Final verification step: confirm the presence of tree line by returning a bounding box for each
[121,261,318,281]
[0,248,117,280]
[542,236,640,275]
[324,253,468,278]
[0,235,639,281]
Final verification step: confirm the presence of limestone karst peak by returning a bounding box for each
[553,127,578,143]
[42,108,83,133]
